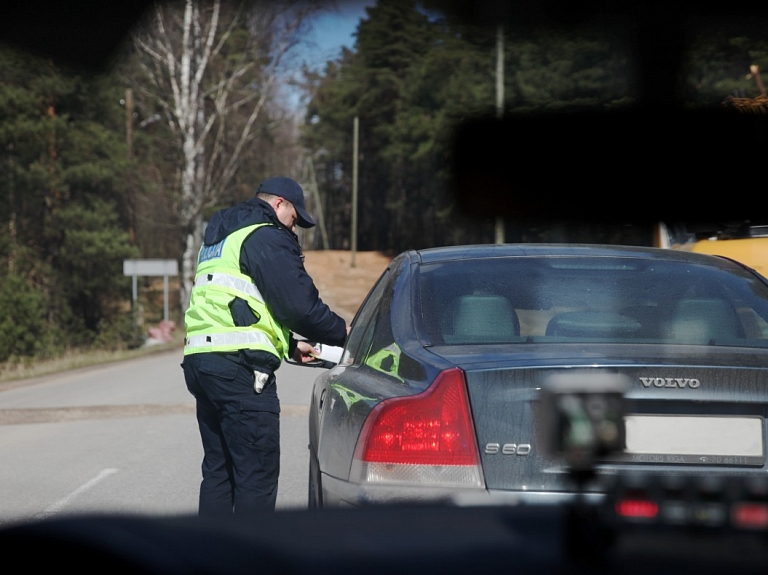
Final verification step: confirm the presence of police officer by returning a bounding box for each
[181,176,347,516]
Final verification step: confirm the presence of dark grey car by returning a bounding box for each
[308,244,768,508]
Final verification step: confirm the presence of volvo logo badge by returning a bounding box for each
[639,377,701,389]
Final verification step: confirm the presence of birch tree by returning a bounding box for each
[132,0,319,311]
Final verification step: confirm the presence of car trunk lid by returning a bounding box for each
[451,347,768,493]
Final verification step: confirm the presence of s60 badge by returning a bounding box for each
[485,443,531,455]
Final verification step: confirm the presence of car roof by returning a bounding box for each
[410,243,744,269]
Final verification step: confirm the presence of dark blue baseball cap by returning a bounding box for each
[257,177,316,228]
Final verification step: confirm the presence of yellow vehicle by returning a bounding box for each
[661,223,768,278]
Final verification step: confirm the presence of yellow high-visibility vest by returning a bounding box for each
[184,223,289,359]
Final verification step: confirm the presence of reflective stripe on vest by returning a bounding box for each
[194,272,264,302]
[185,331,272,350]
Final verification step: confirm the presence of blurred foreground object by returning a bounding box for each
[451,108,768,226]
[538,372,628,481]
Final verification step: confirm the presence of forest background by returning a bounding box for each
[0,0,766,365]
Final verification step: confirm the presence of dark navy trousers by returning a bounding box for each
[182,352,280,515]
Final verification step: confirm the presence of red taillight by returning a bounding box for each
[356,368,479,466]
[615,499,659,519]
[732,503,768,529]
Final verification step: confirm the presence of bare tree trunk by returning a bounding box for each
[181,213,204,310]
[132,0,323,317]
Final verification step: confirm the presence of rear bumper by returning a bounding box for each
[321,472,604,508]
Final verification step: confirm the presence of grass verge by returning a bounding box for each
[0,332,184,387]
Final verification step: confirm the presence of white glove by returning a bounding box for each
[254,371,270,393]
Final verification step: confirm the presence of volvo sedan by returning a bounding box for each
[308,244,768,508]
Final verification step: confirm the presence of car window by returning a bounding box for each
[360,273,400,379]
[419,256,768,347]
[339,269,392,366]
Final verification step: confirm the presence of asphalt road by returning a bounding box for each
[0,349,321,525]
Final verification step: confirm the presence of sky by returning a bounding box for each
[302,1,375,72]
[282,1,375,109]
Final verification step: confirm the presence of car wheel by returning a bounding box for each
[308,451,323,509]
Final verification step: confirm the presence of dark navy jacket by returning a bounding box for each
[202,196,347,372]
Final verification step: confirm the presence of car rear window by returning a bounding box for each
[417,256,768,348]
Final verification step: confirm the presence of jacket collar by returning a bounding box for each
[248,197,299,240]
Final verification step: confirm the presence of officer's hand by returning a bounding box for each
[293,340,319,364]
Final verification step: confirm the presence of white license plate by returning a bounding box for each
[620,415,765,466]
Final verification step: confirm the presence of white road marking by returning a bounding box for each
[36,468,119,518]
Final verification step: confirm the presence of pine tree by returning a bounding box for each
[0,45,139,355]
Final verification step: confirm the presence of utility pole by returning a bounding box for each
[124,88,136,247]
[125,88,134,160]
[7,143,16,274]
[495,26,505,245]
[351,116,359,268]
[304,156,329,250]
